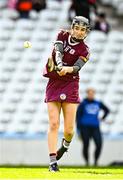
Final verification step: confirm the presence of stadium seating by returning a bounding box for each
[0,0,123,139]
[101,0,123,16]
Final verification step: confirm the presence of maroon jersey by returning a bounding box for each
[43,30,89,81]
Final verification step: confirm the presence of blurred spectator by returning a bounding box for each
[76,88,110,166]
[88,0,97,14]
[32,0,46,12]
[16,0,32,19]
[68,0,97,23]
[93,12,110,34]
[7,0,18,9]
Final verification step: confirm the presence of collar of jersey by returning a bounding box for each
[68,35,80,46]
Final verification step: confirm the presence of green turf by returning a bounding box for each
[0,166,123,180]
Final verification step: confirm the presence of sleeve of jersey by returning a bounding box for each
[79,46,90,63]
[100,102,110,120]
[55,30,65,45]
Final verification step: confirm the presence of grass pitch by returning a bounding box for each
[0,166,123,180]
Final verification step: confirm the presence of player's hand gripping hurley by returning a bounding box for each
[47,57,62,72]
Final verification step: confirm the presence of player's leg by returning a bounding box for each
[47,102,61,171]
[56,102,77,160]
[80,126,90,166]
[92,127,102,166]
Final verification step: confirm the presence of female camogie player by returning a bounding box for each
[43,16,90,172]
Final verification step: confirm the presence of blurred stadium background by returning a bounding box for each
[0,0,123,167]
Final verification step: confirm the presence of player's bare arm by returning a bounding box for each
[57,56,88,76]
[57,66,73,76]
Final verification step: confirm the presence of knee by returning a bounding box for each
[65,125,74,135]
[49,121,59,131]
[96,142,102,149]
